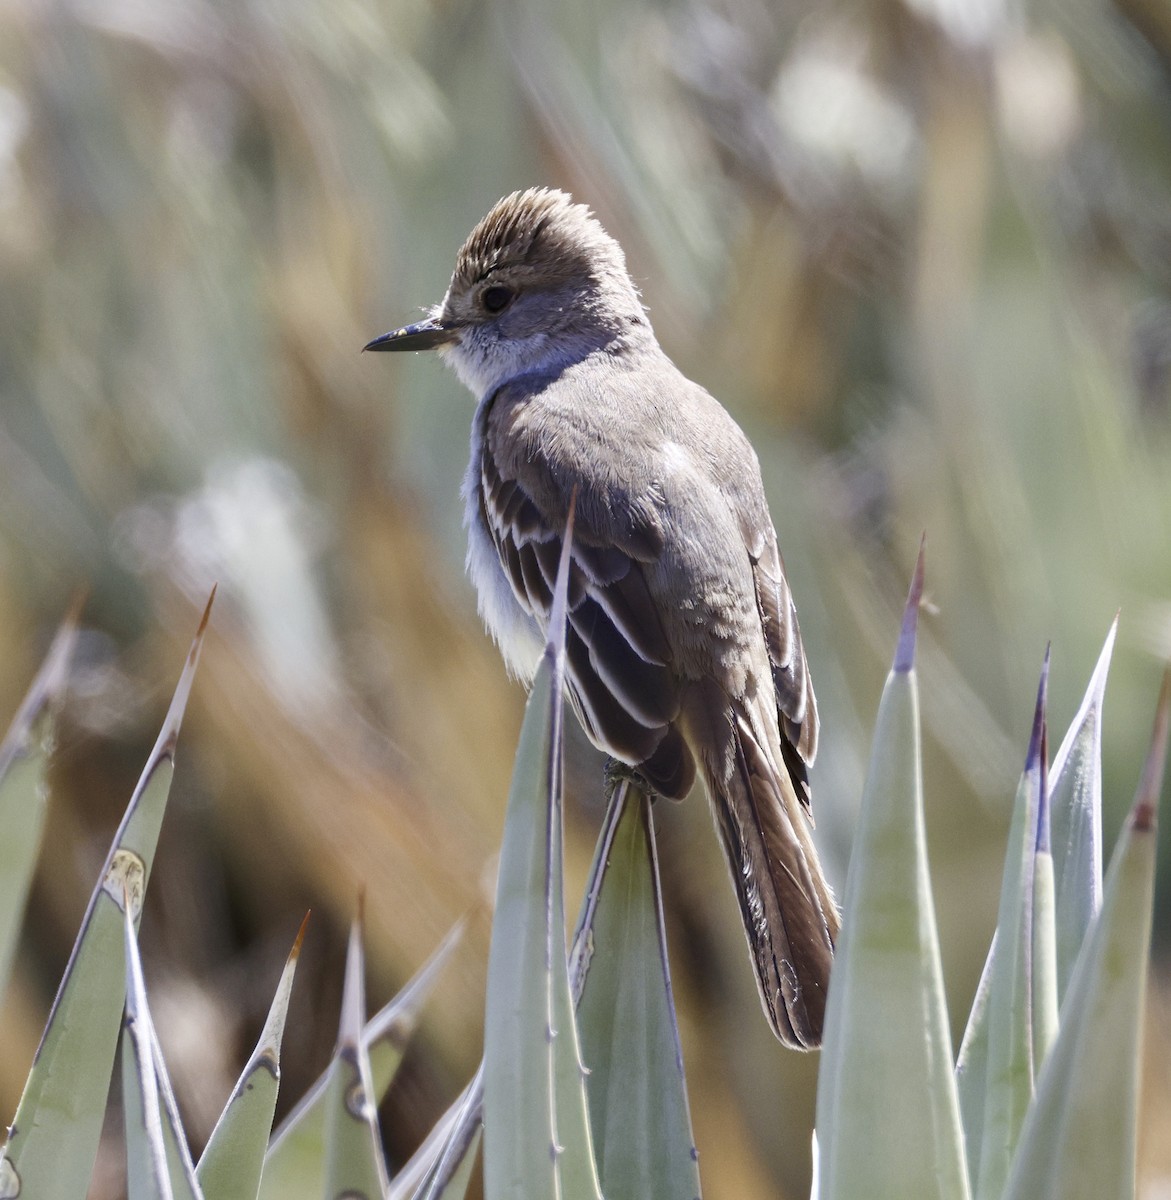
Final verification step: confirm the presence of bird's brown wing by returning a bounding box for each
[684,673,835,1046]
[477,431,697,799]
[477,379,836,1047]
[749,533,819,809]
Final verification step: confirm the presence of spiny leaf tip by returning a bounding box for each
[195,584,217,642]
[1026,645,1051,773]
[894,533,926,673]
[292,910,311,959]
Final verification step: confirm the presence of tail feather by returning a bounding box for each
[707,704,838,1048]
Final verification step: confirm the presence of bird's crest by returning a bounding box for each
[452,188,622,291]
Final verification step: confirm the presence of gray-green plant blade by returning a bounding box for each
[968,659,1048,1200]
[1031,781,1058,1073]
[261,918,462,1200]
[816,546,970,1200]
[1002,673,1167,1200]
[420,1131,479,1200]
[321,910,389,1200]
[1048,618,1114,998]
[197,914,308,1200]
[952,929,994,1171]
[572,782,701,1200]
[404,1065,484,1200]
[0,592,214,1199]
[482,505,602,1200]
[149,1021,202,1200]
[122,895,175,1200]
[0,606,77,994]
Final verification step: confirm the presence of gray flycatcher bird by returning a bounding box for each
[366,188,839,1048]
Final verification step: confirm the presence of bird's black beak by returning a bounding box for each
[363,316,459,352]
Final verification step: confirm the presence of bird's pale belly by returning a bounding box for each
[462,460,545,684]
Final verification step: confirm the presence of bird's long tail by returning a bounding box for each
[704,701,839,1049]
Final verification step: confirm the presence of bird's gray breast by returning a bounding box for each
[465,355,766,691]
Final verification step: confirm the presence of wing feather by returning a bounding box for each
[474,376,835,1046]
[751,536,819,781]
[479,420,692,798]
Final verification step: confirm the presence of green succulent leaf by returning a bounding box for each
[815,545,970,1200]
[401,1066,484,1200]
[957,656,1049,1200]
[121,897,176,1200]
[0,593,214,1199]
[1002,673,1167,1200]
[1030,849,1059,1073]
[422,1133,480,1200]
[261,917,462,1200]
[321,912,389,1200]
[482,506,602,1200]
[0,606,77,994]
[197,914,308,1200]
[149,1022,203,1200]
[571,782,701,1200]
[1031,795,1059,1074]
[121,888,204,1200]
[1048,619,1114,998]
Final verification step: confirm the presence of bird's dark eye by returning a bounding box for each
[482,285,514,314]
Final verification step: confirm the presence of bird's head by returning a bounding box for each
[365,188,651,396]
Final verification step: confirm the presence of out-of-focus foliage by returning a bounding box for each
[1,0,1170,1194]
[0,601,208,1197]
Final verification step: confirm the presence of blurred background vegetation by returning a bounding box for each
[1,0,1170,1195]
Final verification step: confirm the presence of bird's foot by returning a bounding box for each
[604,757,657,803]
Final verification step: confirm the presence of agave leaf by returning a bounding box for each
[122,895,176,1200]
[122,890,203,1200]
[260,918,462,1200]
[0,592,214,1198]
[398,780,685,1200]
[401,1065,485,1200]
[420,1130,479,1200]
[953,920,994,1172]
[0,606,78,993]
[1002,673,1167,1200]
[482,504,602,1200]
[1048,619,1114,998]
[816,544,970,1200]
[321,911,389,1200]
[398,780,687,1200]
[197,915,308,1200]
[149,1021,203,1199]
[571,782,701,1200]
[1031,774,1059,1072]
[956,655,1048,1200]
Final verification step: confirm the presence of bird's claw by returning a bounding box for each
[604,757,657,803]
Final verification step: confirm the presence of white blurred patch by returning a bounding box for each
[149,970,237,1144]
[0,82,29,212]
[67,629,148,737]
[809,1128,820,1199]
[774,32,916,192]
[71,0,226,57]
[902,0,1006,47]
[1136,599,1171,664]
[995,33,1082,161]
[116,456,342,713]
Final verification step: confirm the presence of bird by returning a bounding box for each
[365,188,839,1048]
